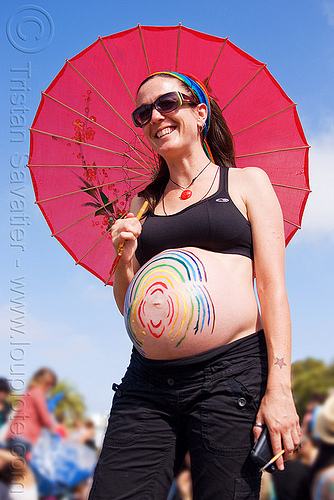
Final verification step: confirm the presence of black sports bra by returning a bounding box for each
[135,166,253,266]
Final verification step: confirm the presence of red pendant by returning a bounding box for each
[180,189,192,200]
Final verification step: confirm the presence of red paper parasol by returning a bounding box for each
[28,24,310,285]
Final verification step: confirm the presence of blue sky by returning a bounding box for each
[1,0,333,416]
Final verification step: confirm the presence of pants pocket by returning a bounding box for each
[103,374,153,448]
[233,476,261,499]
[103,397,150,447]
[201,359,264,456]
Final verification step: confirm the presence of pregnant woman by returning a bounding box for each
[88,72,300,500]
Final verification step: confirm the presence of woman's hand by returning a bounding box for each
[253,387,301,470]
[111,212,142,264]
[112,196,145,313]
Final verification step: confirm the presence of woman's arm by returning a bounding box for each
[0,448,28,474]
[241,167,300,470]
[112,195,144,313]
[31,387,53,429]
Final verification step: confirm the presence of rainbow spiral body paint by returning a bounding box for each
[124,249,216,356]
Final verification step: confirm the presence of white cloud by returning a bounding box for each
[322,1,334,26]
[295,125,334,242]
[0,300,111,399]
[43,333,103,361]
[0,302,72,343]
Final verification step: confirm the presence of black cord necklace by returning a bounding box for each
[162,166,219,216]
[169,160,211,200]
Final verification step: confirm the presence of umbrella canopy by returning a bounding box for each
[28,24,310,285]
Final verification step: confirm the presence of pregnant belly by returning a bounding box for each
[124,248,259,358]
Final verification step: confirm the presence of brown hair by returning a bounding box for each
[28,367,57,389]
[137,74,236,213]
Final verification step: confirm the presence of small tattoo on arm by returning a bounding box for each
[275,357,287,369]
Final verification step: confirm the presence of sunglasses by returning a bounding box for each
[132,91,197,128]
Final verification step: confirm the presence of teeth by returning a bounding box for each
[157,127,174,138]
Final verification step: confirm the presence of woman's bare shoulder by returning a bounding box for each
[230,167,275,203]
[230,166,271,187]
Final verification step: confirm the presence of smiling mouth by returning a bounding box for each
[156,127,176,138]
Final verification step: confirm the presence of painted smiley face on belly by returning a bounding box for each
[123,249,216,356]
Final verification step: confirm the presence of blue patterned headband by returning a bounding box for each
[152,71,211,138]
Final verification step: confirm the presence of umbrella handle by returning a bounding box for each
[107,200,148,285]
[114,200,148,258]
[116,199,148,255]
[135,199,149,221]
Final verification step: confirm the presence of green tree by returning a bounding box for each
[292,358,334,418]
[49,379,86,424]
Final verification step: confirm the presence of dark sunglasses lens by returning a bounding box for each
[156,93,179,113]
[133,105,151,126]
[132,93,181,127]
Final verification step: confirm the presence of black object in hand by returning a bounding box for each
[250,426,278,473]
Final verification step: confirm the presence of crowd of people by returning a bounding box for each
[260,391,334,500]
[1,369,334,499]
[0,370,98,500]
